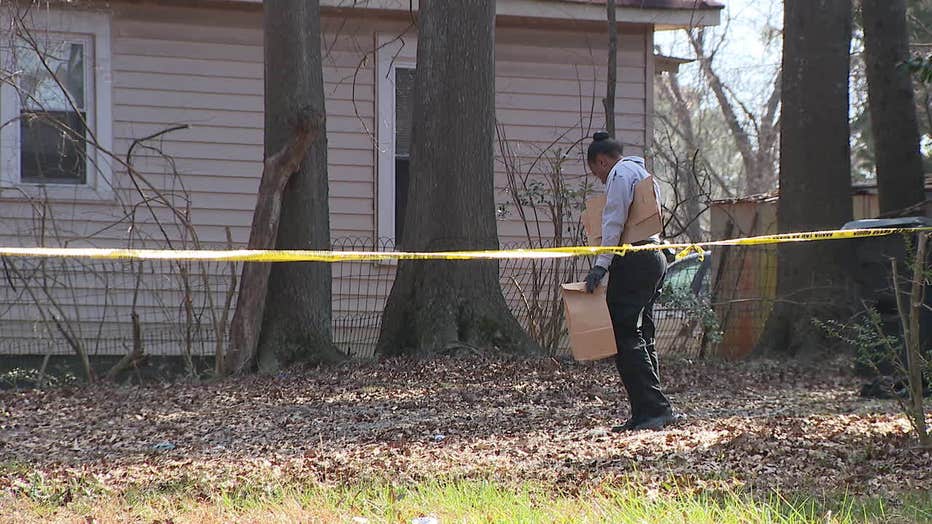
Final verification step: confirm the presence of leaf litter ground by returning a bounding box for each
[0,356,929,502]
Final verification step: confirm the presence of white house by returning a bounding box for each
[0,0,722,359]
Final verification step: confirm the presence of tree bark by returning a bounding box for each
[755,0,855,357]
[863,0,926,216]
[603,0,618,137]
[376,0,538,356]
[225,111,322,375]
[255,0,340,371]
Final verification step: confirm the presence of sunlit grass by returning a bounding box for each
[2,474,930,523]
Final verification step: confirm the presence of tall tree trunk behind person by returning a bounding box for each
[863,0,926,216]
[377,0,537,356]
[755,0,855,357]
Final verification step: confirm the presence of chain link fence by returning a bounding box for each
[0,239,779,382]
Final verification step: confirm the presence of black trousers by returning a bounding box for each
[606,250,672,420]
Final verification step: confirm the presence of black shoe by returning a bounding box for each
[632,410,686,431]
[611,417,642,433]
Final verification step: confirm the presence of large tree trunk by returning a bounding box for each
[376,0,537,356]
[755,0,855,357]
[863,0,926,216]
[225,111,321,375]
[255,0,340,371]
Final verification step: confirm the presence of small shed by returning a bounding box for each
[708,194,778,359]
[707,179,931,358]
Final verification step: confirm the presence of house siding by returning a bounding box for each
[0,4,648,356]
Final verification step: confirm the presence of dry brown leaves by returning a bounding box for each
[0,356,929,497]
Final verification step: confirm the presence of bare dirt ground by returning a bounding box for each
[0,356,929,498]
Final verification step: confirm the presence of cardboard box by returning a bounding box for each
[561,281,617,361]
[581,195,606,246]
[581,175,663,247]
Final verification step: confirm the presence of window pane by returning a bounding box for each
[15,39,88,184]
[666,260,699,294]
[20,111,88,184]
[394,68,415,158]
[395,157,410,241]
[17,41,85,112]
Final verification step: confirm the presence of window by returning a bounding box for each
[19,39,89,184]
[0,11,112,199]
[376,35,416,243]
[393,67,415,241]
[665,258,700,295]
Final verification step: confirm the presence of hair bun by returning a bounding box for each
[592,131,611,142]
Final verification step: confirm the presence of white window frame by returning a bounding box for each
[375,33,416,244]
[0,10,113,201]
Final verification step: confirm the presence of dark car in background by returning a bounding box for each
[654,251,713,355]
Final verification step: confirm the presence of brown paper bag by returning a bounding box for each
[561,281,617,361]
[581,175,662,246]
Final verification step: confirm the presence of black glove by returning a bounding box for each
[584,265,608,293]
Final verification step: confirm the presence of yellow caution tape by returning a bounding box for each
[0,227,929,263]
[674,244,709,261]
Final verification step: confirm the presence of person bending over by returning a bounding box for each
[583,132,685,432]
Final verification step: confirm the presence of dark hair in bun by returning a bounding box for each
[586,131,623,164]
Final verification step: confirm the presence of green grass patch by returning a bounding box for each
[3,474,931,523]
